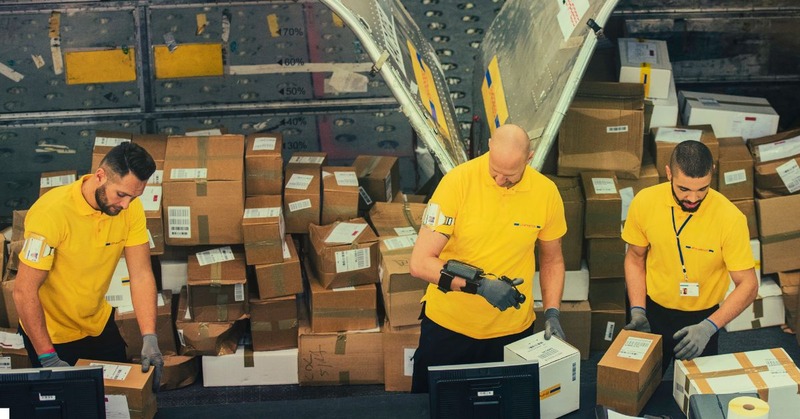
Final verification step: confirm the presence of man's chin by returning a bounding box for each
[680,202,700,213]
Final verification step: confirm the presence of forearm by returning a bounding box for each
[709,271,758,328]
[625,252,647,308]
[13,289,54,354]
[130,275,158,335]
[539,261,564,310]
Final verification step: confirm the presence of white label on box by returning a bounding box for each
[40,173,76,188]
[148,170,163,185]
[244,207,281,219]
[592,178,617,195]
[288,199,312,212]
[104,394,130,419]
[195,246,235,266]
[619,187,634,221]
[617,336,654,360]
[94,137,130,147]
[325,222,368,244]
[394,226,417,236]
[335,248,371,273]
[147,229,155,249]
[334,171,359,187]
[0,356,10,369]
[332,286,356,292]
[384,235,417,250]
[170,168,207,180]
[234,283,244,302]
[91,362,131,381]
[385,176,393,202]
[403,347,416,377]
[185,129,222,135]
[604,321,615,341]
[606,125,629,134]
[328,70,369,93]
[724,169,748,185]
[757,135,800,163]
[141,185,162,212]
[282,241,291,260]
[0,331,24,349]
[776,159,800,193]
[177,329,186,346]
[286,173,314,190]
[253,136,277,151]
[157,293,165,307]
[359,186,373,205]
[698,97,720,107]
[656,128,703,144]
[116,305,134,314]
[289,155,325,164]
[627,40,659,64]
[555,0,589,40]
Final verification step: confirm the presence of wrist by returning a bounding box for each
[703,318,719,333]
[37,348,57,361]
[544,307,560,319]
[438,270,455,293]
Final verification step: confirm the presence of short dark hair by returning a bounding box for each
[669,141,713,178]
[100,142,156,181]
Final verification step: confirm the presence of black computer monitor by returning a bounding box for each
[428,360,539,419]
[0,366,106,419]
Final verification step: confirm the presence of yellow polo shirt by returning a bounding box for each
[622,182,753,311]
[20,175,148,343]
[421,153,567,339]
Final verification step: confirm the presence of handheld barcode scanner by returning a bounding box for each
[441,260,526,304]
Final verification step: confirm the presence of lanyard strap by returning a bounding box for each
[671,207,693,281]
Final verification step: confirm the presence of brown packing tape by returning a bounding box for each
[278,318,298,330]
[760,230,800,245]
[199,323,209,339]
[196,181,208,197]
[244,239,282,249]
[198,136,208,168]
[315,308,375,318]
[216,294,228,321]
[769,348,800,396]
[335,334,346,355]
[246,171,280,180]
[751,319,762,329]
[199,215,210,243]
[250,321,273,332]
[210,264,222,284]
[733,352,770,402]
[339,371,350,385]
[753,298,764,319]
[272,265,287,295]
[244,345,254,368]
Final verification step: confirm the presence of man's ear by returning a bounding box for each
[95,166,107,184]
[665,165,672,182]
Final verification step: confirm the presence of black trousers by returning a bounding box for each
[411,305,535,393]
[647,296,719,373]
[19,308,127,367]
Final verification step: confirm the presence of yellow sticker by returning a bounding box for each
[65,49,137,85]
[639,62,652,98]
[332,12,345,28]
[196,13,208,36]
[153,43,223,79]
[407,40,451,141]
[481,55,509,135]
[267,14,280,38]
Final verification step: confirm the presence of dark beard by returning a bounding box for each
[95,184,121,216]
[671,184,703,213]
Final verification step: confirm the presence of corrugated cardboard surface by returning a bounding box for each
[253,235,303,299]
[581,172,622,238]
[732,199,758,239]
[724,277,784,332]
[533,300,591,360]
[11,210,27,242]
[76,359,156,419]
[591,309,626,352]
[39,170,77,197]
[368,201,426,237]
[379,241,425,327]
[175,287,243,356]
[718,137,754,201]
[250,295,300,351]
[242,195,285,265]
[597,330,662,416]
[2,271,17,328]
[308,219,379,289]
[115,290,177,359]
[308,261,377,333]
[618,149,660,195]
[680,91,779,140]
[748,128,800,198]
[297,321,384,386]
[353,155,400,208]
[558,82,645,180]
[284,171,321,234]
[245,133,283,196]
[756,194,800,273]
[589,277,626,310]
[163,135,244,182]
[145,210,164,256]
[0,327,31,368]
[652,125,719,179]
[163,180,245,245]
[286,152,327,176]
[158,355,200,391]
[321,167,359,225]
[203,346,299,387]
[545,176,585,271]
[587,238,626,279]
[383,321,420,392]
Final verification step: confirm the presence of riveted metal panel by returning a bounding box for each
[317,109,413,160]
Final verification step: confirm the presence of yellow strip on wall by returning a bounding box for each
[154,43,223,79]
[65,49,136,85]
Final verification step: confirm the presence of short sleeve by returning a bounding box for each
[622,194,649,247]
[125,198,149,247]
[538,184,567,241]
[421,171,460,236]
[19,209,61,271]
[722,212,755,272]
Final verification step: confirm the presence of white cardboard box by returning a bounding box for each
[679,91,780,140]
[618,38,673,99]
[104,257,132,311]
[159,258,188,293]
[534,261,589,301]
[647,76,679,129]
[504,331,580,419]
[724,277,784,332]
[673,347,800,419]
[202,346,299,387]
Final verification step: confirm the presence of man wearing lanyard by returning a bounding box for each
[622,140,757,371]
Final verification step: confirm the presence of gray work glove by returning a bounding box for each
[477,278,524,311]
[673,319,718,360]
[544,308,566,340]
[141,334,164,393]
[624,307,651,333]
[40,352,70,368]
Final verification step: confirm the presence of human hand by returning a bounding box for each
[544,308,566,340]
[141,334,164,393]
[673,319,718,360]
[477,278,524,311]
[40,352,70,368]
[624,306,651,332]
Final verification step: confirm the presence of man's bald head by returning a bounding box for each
[489,124,531,159]
[487,124,532,188]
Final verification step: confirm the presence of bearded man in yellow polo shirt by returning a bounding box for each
[622,140,758,372]
[14,142,164,391]
[409,123,567,393]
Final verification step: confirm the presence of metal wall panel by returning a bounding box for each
[317,109,413,160]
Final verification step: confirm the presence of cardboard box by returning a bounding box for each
[104,257,133,311]
[162,135,245,245]
[382,321,420,392]
[352,155,400,208]
[558,82,645,180]
[250,295,300,351]
[597,330,663,416]
[718,137,755,201]
[202,346,299,387]
[175,287,244,356]
[747,129,800,198]
[589,277,627,310]
[10,210,26,242]
[367,201,426,238]
[245,133,283,196]
[5,240,22,273]
[644,76,679,131]
[308,219,379,289]
[297,321,384,385]
[308,269,377,333]
[581,172,622,238]
[756,194,800,273]
[1,271,16,328]
[0,328,32,369]
[532,301,591,360]
[724,277,784,332]
[39,170,76,196]
[159,355,200,391]
[750,238,762,281]
[680,91,780,141]
[321,166,359,225]
[651,125,719,179]
[504,331,581,419]
[186,250,248,323]
[115,290,177,360]
[534,261,589,302]
[132,134,167,185]
[616,150,659,198]
[688,393,760,419]
[672,347,800,418]
[779,271,799,338]
[283,171,321,234]
[139,185,164,256]
[733,199,758,239]
[242,195,285,265]
[91,131,132,172]
[75,359,156,419]
[591,309,626,352]
[618,38,672,99]
[379,237,425,327]
[286,152,327,176]
[587,238,626,279]
[159,257,188,294]
[546,176,585,271]
[252,235,303,299]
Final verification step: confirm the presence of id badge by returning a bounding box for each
[679,282,699,297]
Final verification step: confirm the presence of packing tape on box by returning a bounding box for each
[279,319,297,330]
[216,294,228,321]
[339,371,350,385]
[243,345,254,368]
[769,348,800,392]
[315,308,375,318]
[195,181,207,197]
[683,358,770,404]
[198,215,210,243]
[335,334,346,354]
[251,321,272,332]
[198,136,208,168]
[760,230,800,245]
[727,396,769,419]
[244,239,282,250]
[753,298,764,319]
[210,264,222,284]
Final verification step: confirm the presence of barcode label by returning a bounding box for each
[604,321,616,341]
[592,178,617,195]
[359,186,373,205]
[94,137,130,147]
[289,155,325,164]
[185,128,222,135]
[757,135,800,163]
[147,230,155,249]
[288,199,312,212]
[105,294,125,302]
[777,158,800,193]
[286,173,314,190]
[253,136,277,151]
[656,128,703,144]
[384,235,417,250]
[195,246,235,266]
[244,207,281,219]
[385,176,393,201]
[724,169,748,185]
[334,248,371,273]
[157,293,165,307]
[282,241,291,259]
[394,226,417,236]
[90,362,131,381]
[170,168,207,180]
[40,174,75,188]
[403,348,416,377]
[177,329,186,346]
[334,171,359,187]
[332,286,356,292]
[148,170,163,185]
[0,356,11,369]
[234,283,245,301]
[606,125,629,133]
[168,206,192,238]
[141,186,162,212]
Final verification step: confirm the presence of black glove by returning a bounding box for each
[544,308,566,340]
[141,334,164,392]
[624,306,651,332]
[477,278,524,311]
